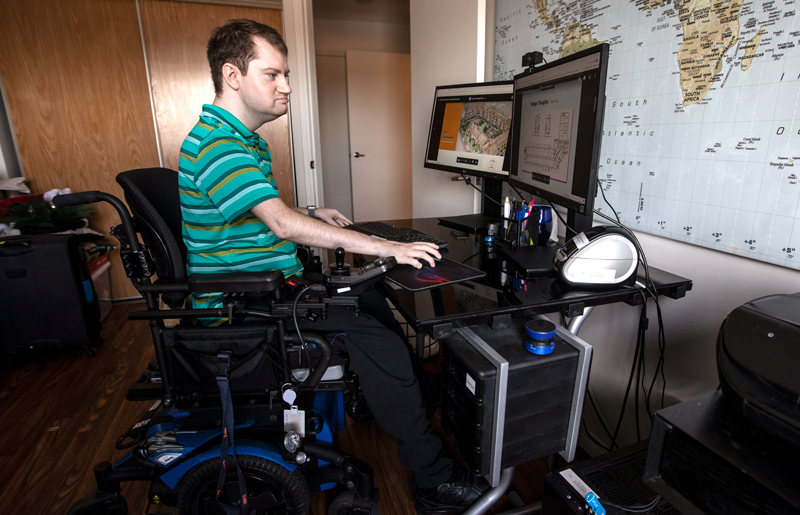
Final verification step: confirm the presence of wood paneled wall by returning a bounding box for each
[140,0,294,207]
[0,0,161,299]
[0,0,294,300]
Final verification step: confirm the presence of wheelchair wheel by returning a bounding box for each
[177,455,310,515]
[66,491,127,515]
[328,491,380,515]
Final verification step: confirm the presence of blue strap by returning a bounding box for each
[216,353,249,515]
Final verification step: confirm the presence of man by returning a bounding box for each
[179,19,486,514]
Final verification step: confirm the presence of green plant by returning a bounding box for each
[2,198,93,234]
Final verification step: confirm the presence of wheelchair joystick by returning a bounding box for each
[323,248,397,297]
[330,247,351,276]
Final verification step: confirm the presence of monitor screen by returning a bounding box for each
[508,44,609,218]
[424,81,514,180]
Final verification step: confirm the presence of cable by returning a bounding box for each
[460,250,482,264]
[508,182,531,204]
[545,198,573,236]
[596,177,622,224]
[594,177,668,427]
[460,172,502,206]
[292,285,315,383]
[586,389,614,444]
[581,419,611,452]
[602,495,661,513]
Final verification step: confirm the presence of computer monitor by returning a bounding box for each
[424,81,514,181]
[508,44,609,235]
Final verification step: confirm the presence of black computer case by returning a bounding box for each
[643,391,800,514]
[0,234,101,356]
[543,441,678,515]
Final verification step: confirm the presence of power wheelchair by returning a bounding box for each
[62,168,394,515]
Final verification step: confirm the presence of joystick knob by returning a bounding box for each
[330,247,351,276]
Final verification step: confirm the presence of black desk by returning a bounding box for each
[367,218,693,357]
[357,218,693,514]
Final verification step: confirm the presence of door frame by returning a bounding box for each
[283,0,323,210]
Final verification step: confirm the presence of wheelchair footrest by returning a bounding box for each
[126,378,164,401]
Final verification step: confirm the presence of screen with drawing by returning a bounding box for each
[424,81,514,180]
[509,44,609,219]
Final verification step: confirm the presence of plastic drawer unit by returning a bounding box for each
[441,318,592,486]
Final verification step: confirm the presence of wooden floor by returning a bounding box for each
[0,303,582,515]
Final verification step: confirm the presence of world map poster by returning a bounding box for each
[495,0,800,269]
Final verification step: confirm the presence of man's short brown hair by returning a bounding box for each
[207,19,288,96]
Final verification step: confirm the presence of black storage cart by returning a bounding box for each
[0,234,101,357]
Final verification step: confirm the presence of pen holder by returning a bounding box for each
[501,207,542,248]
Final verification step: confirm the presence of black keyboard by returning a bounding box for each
[347,221,449,248]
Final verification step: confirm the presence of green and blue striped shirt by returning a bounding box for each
[179,104,302,325]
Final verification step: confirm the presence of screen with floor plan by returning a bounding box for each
[509,46,609,216]
[424,81,513,180]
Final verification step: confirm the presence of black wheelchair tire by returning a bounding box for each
[66,491,128,515]
[327,491,380,515]
[177,455,310,515]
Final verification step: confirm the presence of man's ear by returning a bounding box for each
[221,62,243,92]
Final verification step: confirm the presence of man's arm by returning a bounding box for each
[253,198,439,268]
[292,206,353,227]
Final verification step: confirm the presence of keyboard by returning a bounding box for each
[346,221,449,248]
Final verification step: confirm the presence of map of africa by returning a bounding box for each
[495,0,800,270]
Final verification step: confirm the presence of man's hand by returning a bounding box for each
[315,208,352,227]
[377,241,440,269]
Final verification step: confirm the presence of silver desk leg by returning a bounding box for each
[494,502,543,515]
[567,306,595,336]
[463,467,515,515]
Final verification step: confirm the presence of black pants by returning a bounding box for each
[253,288,452,488]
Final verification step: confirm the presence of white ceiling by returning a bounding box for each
[312,0,409,25]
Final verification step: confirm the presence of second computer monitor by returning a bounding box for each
[424,81,514,180]
[509,44,609,226]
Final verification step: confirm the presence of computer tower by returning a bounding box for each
[643,391,800,514]
[441,318,592,486]
[0,234,101,356]
[543,441,679,515]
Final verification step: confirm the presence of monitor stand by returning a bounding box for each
[438,213,494,235]
[499,244,558,277]
[437,176,505,235]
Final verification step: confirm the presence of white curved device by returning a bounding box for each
[554,226,639,287]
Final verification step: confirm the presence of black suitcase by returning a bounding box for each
[0,234,101,356]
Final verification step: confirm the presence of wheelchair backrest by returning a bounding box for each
[117,168,187,308]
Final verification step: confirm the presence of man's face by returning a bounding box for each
[238,36,291,123]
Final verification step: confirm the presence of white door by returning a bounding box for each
[346,50,412,222]
[316,55,354,220]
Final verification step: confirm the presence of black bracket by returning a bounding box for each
[491,314,512,330]
[562,302,586,318]
[216,352,231,379]
[432,323,454,340]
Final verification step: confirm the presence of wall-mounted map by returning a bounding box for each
[495,0,800,270]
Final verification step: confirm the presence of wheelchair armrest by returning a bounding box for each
[188,271,285,293]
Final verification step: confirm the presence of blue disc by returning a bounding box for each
[526,319,556,341]
[525,341,555,355]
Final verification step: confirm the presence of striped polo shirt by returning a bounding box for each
[179,104,302,325]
